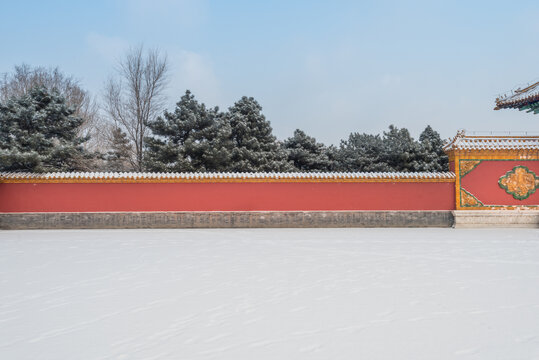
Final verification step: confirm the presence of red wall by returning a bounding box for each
[460,160,539,206]
[0,182,455,213]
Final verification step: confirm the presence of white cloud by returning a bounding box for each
[168,50,223,107]
[86,33,129,63]
[84,33,221,110]
[381,73,401,87]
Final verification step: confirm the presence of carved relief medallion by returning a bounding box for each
[498,166,539,200]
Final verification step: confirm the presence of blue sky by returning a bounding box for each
[1,0,538,144]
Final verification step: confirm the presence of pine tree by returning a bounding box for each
[336,132,389,172]
[225,96,292,172]
[325,145,341,171]
[105,127,133,171]
[380,125,421,172]
[283,129,332,171]
[416,125,449,171]
[144,90,232,172]
[185,115,233,172]
[0,87,92,172]
[0,64,103,153]
[335,125,448,173]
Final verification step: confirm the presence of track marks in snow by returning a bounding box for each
[0,228,538,359]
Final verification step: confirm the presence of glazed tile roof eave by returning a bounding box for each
[494,93,539,110]
[0,171,456,181]
[444,133,539,151]
[495,80,539,110]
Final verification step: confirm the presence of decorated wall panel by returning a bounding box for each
[458,160,539,209]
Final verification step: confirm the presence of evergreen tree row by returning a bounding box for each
[141,91,448,173]
[0,87,448,173]
[143,91,292,173]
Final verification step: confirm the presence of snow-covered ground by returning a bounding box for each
[1,228,538,360]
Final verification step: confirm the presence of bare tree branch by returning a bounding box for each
[103,45,169,171]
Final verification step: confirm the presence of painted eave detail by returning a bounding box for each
[495,81,539,110]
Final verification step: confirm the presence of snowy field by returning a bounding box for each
[1,228,539,360]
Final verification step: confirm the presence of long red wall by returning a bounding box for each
[0,182,455,213]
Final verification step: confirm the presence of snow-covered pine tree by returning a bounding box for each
[225,96,292,172]
[144,90,232,172]
[380,125,421,172]
[283,129,332,171]
[335,132,389,172]
[0,64,103,153]
[325,145,341,171]
[0,87,92,172]
[415,125,449,171]
[105,127,133,171]
[186,114,233,172]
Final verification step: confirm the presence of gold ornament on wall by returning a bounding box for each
[460,189,483,207]
[459,160,482,178]
[498,166,539,200]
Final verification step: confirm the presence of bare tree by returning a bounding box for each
[104,46,169,171]
[0,64,106,152]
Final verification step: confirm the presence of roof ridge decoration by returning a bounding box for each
[0,171,456,183]
[443,129,466,150]
[495,80,539,113]
[443,130,539,151]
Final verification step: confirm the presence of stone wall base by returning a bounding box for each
[3,211,538,229]
[0,211,454,229]
[453,210,539,228]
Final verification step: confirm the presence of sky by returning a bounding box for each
[1,0,538,145]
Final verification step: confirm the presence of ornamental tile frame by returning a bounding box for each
[444,131,539,210]
[454,158,539,209]
[498,166,539,200]
[459,160,482,178]
[460,188,484,208]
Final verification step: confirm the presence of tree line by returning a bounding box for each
[0,47,448,173]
